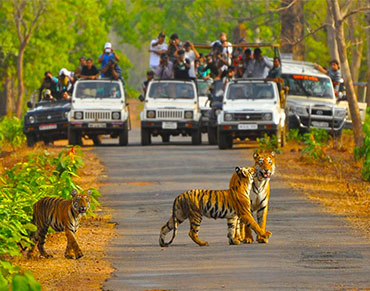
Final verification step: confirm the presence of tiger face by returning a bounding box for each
[71,189,91,214]
[235,166,256,183]
[253,152,275,179]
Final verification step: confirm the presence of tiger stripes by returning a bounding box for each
[159,166,272,247]
[230,152,275,244]
[27,189,90,259]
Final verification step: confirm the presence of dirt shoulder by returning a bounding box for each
[2,143,115,291]
[276,133,370,238]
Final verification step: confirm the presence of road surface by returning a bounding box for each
[94,129,370,291]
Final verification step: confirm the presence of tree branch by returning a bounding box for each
[342,6,370,21]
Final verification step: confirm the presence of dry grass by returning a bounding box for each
[2,142,116,291]
[277,131,370,238]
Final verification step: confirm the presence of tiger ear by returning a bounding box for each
[271,151,275,157]
[235,167,241,174]
[71,189,77,197]
[87,189,92,196]
[253,152,259,160]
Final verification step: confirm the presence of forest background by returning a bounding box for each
[0,0,369,119]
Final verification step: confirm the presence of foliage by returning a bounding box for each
[354,107,370,180]
[257,133,281,154]
[0,117,26,150]
[301,129,332,162]
[0,146,100,288]
[286,129,303,142]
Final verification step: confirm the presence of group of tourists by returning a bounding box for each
[39,42,123,101]
[142,31,283,94]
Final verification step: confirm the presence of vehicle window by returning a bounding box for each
[226,83,275,100]
[75,82,121,98]
[148,82,195,99]
[197,81,212,96]
[283,74,334,99]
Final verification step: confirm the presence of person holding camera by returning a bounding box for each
[168,33,181,63]
[149,32,168,70]
[154,54,173,79]
[173,49,191,80]
[99,42,120,77]
[211,32,233,62]
[251,48,272,78]
[101,56,123,81]
[183,41,200,79]
[38,72,59,101]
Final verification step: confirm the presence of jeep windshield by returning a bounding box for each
[283,74,334,99]
[74,82,121,99]
[226,83,275,100]
[148,82,195,99]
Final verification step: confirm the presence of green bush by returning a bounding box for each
[286,129,303,142]
[0,146,100,288]
[301,128,331,162]
[0,117,26,150]
[256,133,281,153]
[355,107,370,181]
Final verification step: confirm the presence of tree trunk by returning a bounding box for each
[366,0,370,107]
[328,0,364,147]
[232,23,247,44]
[325,5,340,61]
[15,45,25,118]
[280,0,305,60]
[348,12,364,83]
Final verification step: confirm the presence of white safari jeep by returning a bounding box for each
[282,60,347,135]
[139,80,202,145]
[217,79,286,149]
[68,79,130,145]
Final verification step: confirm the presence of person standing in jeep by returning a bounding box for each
[173,50,191,80]
[101,56,123,81]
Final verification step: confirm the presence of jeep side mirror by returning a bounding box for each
[27,101,33,109]
[138,95,145,102]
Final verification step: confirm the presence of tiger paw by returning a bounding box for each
[198,241,209,247]
[229,238,240,245]
[256,235,269,243]
[75,253,84,259]
[243,237,253,244]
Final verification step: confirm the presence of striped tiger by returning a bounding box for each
[27,189,90,259]
[159,166,272,247]
[230,152,275,244]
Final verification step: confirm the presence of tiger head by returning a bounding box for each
[253,152,275,179]
[71,189,91,214]
[235,166,256,184]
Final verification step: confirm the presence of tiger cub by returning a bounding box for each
[28,189,90,259]
[159,167,271,247]
[230,152,275,244]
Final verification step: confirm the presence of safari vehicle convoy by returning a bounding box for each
[281,60,348,136]
[139,79,202,145]
[23,99,71,147]
[68,79,130,146]
[217,79,286,149]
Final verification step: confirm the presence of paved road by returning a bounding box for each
[95,129,370,291]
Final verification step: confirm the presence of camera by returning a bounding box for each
[105,48,112,54]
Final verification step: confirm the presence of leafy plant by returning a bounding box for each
[257,134,282,153]
[354,107,370,181]
[0,117,26,150]
[301,129,332,162]
[286,129,303,142]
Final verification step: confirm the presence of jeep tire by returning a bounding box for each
[161,134,170,143]
[26,134,37,147]
[119,123,129,146]
[207,126,217,145]
[218,129,232,149]
[92,135,102,146]
[191,128,202,145]
[141,127,151,146]
[68,127,82,146]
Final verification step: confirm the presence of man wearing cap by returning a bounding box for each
[149,32,168,70]
[99,42,120,77]
[154,54,173,80]
[58,68,74,96]
[39,72,59,101]
[43,89,55,101]
[142,70,154,95]
[173,49,191,80]
[101,56,122,81]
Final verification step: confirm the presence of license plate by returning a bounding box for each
[238,124,258,130]
[312,121,329,128]
[39,124,57,131]
[162,122,177,129]
[88,123,106,128]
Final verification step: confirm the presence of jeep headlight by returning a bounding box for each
[262,113,272,121]
[184,111,193,119]
[74,111,83,120]
[224,113,233,121]
[334,109,347,118]
[112,112,121,120]
[64,111,69,119]
[146,110,156,118]
[28,115,35,124]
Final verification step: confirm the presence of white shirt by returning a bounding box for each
[149,39,168,68]
[211,40,233,55]
[185,50,196,78]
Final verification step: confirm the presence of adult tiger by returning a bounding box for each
[27,189,90,259]
[159,167,271,247]
[230,152,275,244]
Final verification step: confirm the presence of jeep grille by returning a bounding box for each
[36,112,64,123]
[157,110,183,119]
[233,113,263,121]
[85,111,111,120]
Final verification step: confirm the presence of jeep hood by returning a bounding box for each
[287,95,335,107]
[145,99,197,109]
[223,100,276,112]
[72,98,124,110]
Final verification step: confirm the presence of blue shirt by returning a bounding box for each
[100,53,115,77]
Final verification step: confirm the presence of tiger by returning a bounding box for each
[27,189,90,259]
[230,152,275,244]
[159,166,272,247]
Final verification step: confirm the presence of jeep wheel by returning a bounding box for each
[161,134,170,143]
[119,123,129,146]
[68,127,82,146]
[191,128,202,145]
[92,135,102,146]
[218,130,232,150]
[207,126,217,145]
[26,134,37,147]
[141,128,151,146]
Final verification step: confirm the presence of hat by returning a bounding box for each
[44,89,51,96]
[104,42,112,49]
[59,68,69,76]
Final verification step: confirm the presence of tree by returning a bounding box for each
[366,0,370,107]
[327,0,364,147]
